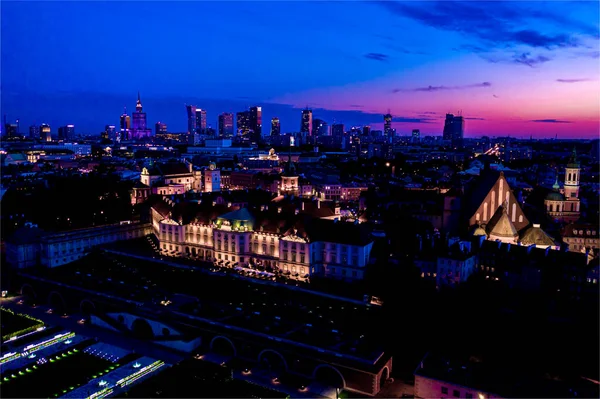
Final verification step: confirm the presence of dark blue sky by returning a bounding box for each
[2,1,599,137]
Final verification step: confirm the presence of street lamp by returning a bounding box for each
[336,387,340,399]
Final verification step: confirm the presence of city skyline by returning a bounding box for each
[1,1,599,138]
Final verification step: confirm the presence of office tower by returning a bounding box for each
[101,130,109,140]
[271,117,281,136]
[218,113,234,137]
[3,115,19,138]
[443,113,465,146]
[155,122,168,135]
[120,108,131,139]
[105,125,116,140]
[301,108,313,135]
[314,119,329,137]
[363,125,371,136]
[412,129,421,143]
[40,123,51,142]
[29,125,39,139]
[332,123,345,139]
[384,113,393,142]
[186,105,197,134]
[249,106,262,143]
[58,124,75,140]
[131,92,152,139]
[237,111,251,136]
[195,108,207,134]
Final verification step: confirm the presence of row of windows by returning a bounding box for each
[441,386,476,398]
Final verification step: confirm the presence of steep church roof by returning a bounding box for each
[519,224,556,246]
[487,206,518,238]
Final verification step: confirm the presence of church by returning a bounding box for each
[544,148,581,223]
[466,168,558,249]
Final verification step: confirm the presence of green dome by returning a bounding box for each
[546,191,564,201]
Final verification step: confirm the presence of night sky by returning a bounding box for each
[2,1,599,138]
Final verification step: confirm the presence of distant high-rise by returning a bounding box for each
[271,117,281,136]
[195,108,207,134]
[186,105,197,134]
[443,113,464,146]
[332,123,345,139]
[384,113,393,142]
[363,125,371,136]
[412,129,421,143]
[249,106,262,143]
[40,123,51,142]
[131,93,152,139]
[218,113,234,137]
[105,125,116,140]
[3,116,19,138]
[120,108,131,139]
[58,124,75,140]
[29,125,39,139]
[313,119,329,136]
[237,111,251,136]
[155,122,168,135]
[301,108,313,136]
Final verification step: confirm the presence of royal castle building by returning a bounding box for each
[149,192,375,281]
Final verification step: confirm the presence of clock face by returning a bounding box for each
[209,163,216,170]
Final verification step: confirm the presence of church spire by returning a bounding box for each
[552,175,560,191]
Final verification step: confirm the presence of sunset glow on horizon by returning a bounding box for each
[2,1,599,138]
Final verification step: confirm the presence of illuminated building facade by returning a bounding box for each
[544,149,581,223]
[218,113,234,137]
[155,122,168,135]
[383,113,392,142]
[301,108,312,136]
[131,92,152,139]
[236,111,251,136]
[195,108,207,134]
[120,109,131,140]
[249,106,262,143]
[270,117,280,136]
[40,123,52,142]
[150,196,375,281]
[186,105,197,134]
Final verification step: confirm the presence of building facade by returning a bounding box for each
[150,196,374,281]
[218,113,234,137]
[544,149,581,223]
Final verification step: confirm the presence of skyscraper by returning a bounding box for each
[218,113,234,137]
[120,108,131,139]
[363,125,371,137]
[301,108,313,136]
[155,122,168,135]
[249,106,262,143]
[195,108,207,134]
[105,125,116,140]
[29,125,39,139]
[186,105,197,134]
[271,117,281,136]
[40,123,51,142]
[237,111,251,136]
[131,92,152,139]
[443,113,465,146]
[3,116,19,138]
[58,124,75,140]
[412,129,420,143]
[313,119,329,136]
[384,113,393,142]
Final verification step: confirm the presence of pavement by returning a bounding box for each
[0,296,185,365]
